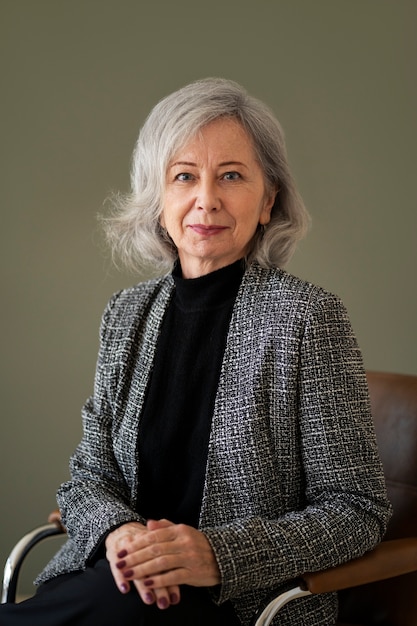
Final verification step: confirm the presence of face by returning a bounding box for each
[161,118,276,278]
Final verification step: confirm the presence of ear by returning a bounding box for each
[259,188,277,225]
[160,211,166,229]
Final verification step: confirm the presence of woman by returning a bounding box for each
[1,78,391,625]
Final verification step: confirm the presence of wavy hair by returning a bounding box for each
[103,78,310,274]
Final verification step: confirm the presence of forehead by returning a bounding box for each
[169,117,257,163]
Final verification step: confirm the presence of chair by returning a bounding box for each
[1,510,65,604]
[253,370,417,626]
[3,371,417,625]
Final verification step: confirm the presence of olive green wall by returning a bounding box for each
[1,0,416,598]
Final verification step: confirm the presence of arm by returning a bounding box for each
[56,290,182,607]
[203,292,392,602]
[56,293,145,563]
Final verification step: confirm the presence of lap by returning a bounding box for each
[0,559,241,626]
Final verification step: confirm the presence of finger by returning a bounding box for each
[133,578,180,609]
[114,526,180,575]
[106,521,147,560]
[119,546,184,583]
[167,585,181,606]
[105,522,147,594]
[146,518,175,531]
[153,586,171,610]
[133,579,156,606]
[136,567,188,590]
[124,525,221,588]
[108,557,132,595]
[117,522,180,607]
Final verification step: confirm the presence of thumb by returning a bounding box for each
[146,518,175,531]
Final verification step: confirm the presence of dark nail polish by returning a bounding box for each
[145,592,154,604]
[117,549,128,559]
[123,569,134,579]
[120,583,129,594]
[158,597,169,609]
[144,578,154,587]
[170,593,179,604]
[116,560,126,569]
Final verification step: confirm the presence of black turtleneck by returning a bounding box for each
[137,260,244,527]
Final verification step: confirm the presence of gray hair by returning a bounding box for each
[103,77,310,274]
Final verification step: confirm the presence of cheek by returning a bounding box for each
[159,198,178,231]
[159,207,182,241]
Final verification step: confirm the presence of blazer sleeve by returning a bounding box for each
[203,291,392,603]
[56,293,145,563]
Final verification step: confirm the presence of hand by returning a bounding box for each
[112,518,221,598]
[105,521,180,610]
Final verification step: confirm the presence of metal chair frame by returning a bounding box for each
[3,371,417,624]
[2,521,63,604]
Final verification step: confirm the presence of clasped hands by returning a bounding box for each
[105,519,221,609]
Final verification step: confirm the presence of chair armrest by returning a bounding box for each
[252,538,417,625]
[47,509,66,532]
[1,513,66,604]
[252,586,311,626]
[301,538,417,594]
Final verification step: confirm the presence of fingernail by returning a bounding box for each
[158,597,169,609]
[116,560,126,570]
[117,549,128,558]
[123,569,134,579]
[144,578,154,587]
[145,592,155,604]
[120,583,129,594]
[170,593,179,604]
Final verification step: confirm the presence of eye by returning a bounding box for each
[222,171,241,181]
[175,172,194,182]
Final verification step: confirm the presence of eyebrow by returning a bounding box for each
[169,160,248,169]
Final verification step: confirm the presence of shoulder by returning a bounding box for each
[105,274,173,317]
[242,262,344,312]
[236,263,353,344]
[100,273,174,339]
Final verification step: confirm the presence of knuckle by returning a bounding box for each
[147,530,159,544]
[156,555,170,570]
[150,543,161,556]
[177,523,188,534]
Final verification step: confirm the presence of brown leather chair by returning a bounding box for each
[336,371,417,626]
[3,372,417,625]
[254,371,417,625]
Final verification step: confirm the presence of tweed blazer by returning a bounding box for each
[37,263,391,625]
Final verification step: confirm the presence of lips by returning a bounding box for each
[188,224,228,236]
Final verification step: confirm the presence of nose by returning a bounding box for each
[196,178,219,212]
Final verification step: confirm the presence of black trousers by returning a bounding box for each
[0,559,241,626]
